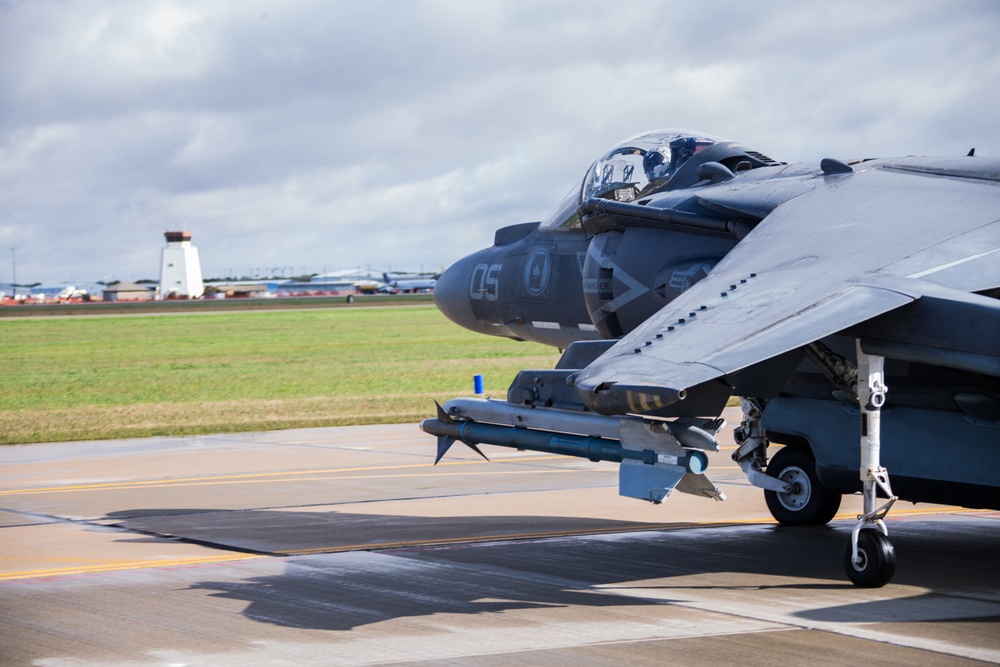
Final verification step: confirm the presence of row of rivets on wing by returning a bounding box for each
[632,272,759,354]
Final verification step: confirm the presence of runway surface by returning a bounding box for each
[1,407,998,665]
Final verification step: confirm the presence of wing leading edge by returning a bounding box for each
[572,161,1000,414]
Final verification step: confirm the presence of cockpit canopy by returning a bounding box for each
[542,129,726,229]
[583,129,725,202]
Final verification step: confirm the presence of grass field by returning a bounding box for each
[0,306,559,444]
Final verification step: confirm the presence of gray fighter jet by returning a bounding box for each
[422,129,1000,587]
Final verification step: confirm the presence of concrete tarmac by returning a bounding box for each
[1,407,998,665]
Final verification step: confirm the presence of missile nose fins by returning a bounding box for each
[434,435,456,465]
[424,402,491,465]
[434,400,455,425]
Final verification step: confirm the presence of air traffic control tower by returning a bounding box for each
[159,231,204,299]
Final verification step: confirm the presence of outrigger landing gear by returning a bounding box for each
[844,341,898,588]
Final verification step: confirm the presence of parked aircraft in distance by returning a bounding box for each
[307,269,437,294]
[380,272,437,293]
[422,128,1000,588]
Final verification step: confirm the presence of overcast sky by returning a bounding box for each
[2,0,998,285]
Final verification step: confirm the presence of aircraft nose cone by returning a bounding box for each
[434,254,479,333]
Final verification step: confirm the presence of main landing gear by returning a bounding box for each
[734,398,842,527]
[764,446,841,526]
[740,339,899,588]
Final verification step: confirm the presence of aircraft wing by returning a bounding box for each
[572,159,1000,414]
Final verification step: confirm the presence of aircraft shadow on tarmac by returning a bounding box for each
[107,508,1000,632]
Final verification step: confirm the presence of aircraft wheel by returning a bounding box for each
[844,529,896,588]
[764,446,842,526]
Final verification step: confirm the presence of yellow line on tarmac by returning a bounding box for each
[0,455,571,496]
[0,553,265,582]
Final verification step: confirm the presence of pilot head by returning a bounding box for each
[668,136,699,170]
[643,149,668,181]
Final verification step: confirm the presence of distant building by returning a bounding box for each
[159,231,204,299]
[277,278,355,296]
[103,281,152,302]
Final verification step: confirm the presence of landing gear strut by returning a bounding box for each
[735,397,842,525]
[844,341,898,587]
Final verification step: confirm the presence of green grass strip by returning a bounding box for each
[0,306,558,444]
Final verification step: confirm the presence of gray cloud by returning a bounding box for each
[1,0,998,284]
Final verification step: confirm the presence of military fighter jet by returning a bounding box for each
[421,129,1000,588]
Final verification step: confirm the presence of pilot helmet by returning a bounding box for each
[643,149,669,180]
[668,135,716,174]
[668,136,699,168]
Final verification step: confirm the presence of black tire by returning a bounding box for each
[763,446,842,525]
[844,529,896,587]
